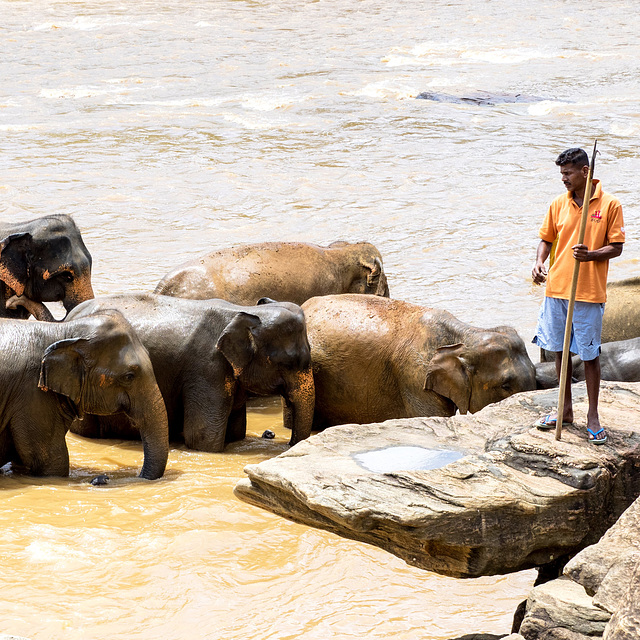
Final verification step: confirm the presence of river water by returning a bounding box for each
[1,0,639,638]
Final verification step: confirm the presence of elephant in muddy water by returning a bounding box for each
[65,294,314,451]
[601,277,640,343]
[154,240,389,306]
[0,311,168,479]
[0,214,94,320]
[535,336,640,388]
[301,294,537,429]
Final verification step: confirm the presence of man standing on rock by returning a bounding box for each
[532,147,625,444]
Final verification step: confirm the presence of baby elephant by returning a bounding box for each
[66,294,315,451]
[154,240,389,306]
[0,312,168,479]
[302,295,537,428]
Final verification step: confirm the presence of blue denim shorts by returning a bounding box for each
[533,296,604,361]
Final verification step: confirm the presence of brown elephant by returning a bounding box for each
[601,277,640,343]
[0,311,168,479]
[65,294,314,451]
[0,214,94,320]
[154,241,389,306]
[302,295,537,428]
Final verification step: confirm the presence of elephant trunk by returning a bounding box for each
[130,385,169,480]
[282,367,315,446]
[63,271,95,314]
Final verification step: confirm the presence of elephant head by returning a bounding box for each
[38,311,169,479]
[329,241,390,298]
[423,327,536,414]
[217,301,315,445]
[0,215,94,319]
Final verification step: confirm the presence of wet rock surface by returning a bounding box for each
[235,382,640,579]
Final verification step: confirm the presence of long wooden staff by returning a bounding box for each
[555,140,598,440]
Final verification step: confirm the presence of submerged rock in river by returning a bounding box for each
[234,382,640,579]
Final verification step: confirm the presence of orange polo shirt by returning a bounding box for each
[539,180,625,303]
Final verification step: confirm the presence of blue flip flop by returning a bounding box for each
[535,413,573,430]
[588,428,607,445]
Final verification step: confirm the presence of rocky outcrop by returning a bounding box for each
[515,493,640,639]
[235,382,640,579]
[518,577,610,639]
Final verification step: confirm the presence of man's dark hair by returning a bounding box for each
[555,148,589,167]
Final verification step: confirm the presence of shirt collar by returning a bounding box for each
[565,178,602,204]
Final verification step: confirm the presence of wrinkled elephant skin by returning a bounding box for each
[0,312,168,479]
[154,240,389,306]
[66,293,314,451]
[302,295,537,428]
[0,214,94,320]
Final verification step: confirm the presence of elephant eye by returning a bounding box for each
[501,378,513,392]
[57,271,74,283]
[120,371,137,384]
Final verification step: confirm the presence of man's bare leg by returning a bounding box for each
[583,356,604,440]
[554,351,574,424]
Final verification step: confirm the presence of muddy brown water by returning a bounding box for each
[2,0,640,637]
[1,400,536,639]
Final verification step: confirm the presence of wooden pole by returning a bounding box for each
[555,141,598,440]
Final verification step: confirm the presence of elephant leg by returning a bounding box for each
[225,405,247,444]
[182,385,232,452]
[71,414,139,439]
[70,415,101,437]
[10,415,70,476]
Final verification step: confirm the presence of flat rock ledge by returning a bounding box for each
[235,382,640,579]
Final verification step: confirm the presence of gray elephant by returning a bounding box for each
[154,240,389,306]
[65,294,314,451]
[536,336,640,388]
[0,214,94,320]
[302,294,537,428]
[0,311,168,479]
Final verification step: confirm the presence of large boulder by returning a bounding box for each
[512,487,640,638]
[235,382,640,578]
[518,577,610,639]
[564,494,640,639]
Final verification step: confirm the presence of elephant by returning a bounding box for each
[415,91,546,106]
[301,294,537,428]
[0,214,94,320]
[154,240,390,306]
[601,277,640,343]
[65,293,314,451]
[0,311,168,479]
[535,336,640,388]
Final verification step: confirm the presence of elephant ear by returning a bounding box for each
[38,338,87,407]
[216,312,262,378]
[360,256,382,287]
[0,232,33,296]
[423,343,472,414]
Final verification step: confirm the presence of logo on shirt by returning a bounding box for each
[591,209,602,223]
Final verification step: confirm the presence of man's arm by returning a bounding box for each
[532,239,553,284]
[572,242,623,262]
